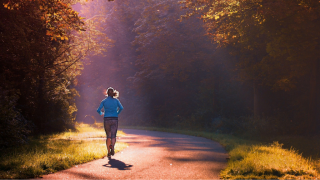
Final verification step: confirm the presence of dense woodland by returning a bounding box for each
[1,0,320,147]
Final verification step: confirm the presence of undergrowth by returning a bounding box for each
[0,123,128,179]
[120,126,319,179]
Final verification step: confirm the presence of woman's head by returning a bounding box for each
[107,87,119,98]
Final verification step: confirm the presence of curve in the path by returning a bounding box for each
[41,129,228,179]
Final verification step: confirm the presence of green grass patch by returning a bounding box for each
[221,142,317,179]
[0,123,128,179]
[52,122,125,140]
[120,126,319,179]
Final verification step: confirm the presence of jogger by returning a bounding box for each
[97,87,123,157]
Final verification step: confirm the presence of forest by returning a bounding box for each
[1,0,320,147]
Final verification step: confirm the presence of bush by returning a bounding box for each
[0,88,33,148]
[210,116,289,137]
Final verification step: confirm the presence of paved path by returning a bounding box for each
[41,129,228,179]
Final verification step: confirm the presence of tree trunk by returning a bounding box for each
[309,58,320,134]
[253,83,260,119]
[213,77,217,111]
[36,68,45,133]
[317,59,320,133]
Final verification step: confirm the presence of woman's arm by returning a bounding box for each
[117,100,124,115]
[97,100,104,115]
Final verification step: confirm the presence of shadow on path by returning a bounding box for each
[103,158,133,170]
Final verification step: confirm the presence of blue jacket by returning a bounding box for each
[97,96,123,117]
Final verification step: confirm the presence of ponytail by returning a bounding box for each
[107,87,119,98]
[112,90,119,98]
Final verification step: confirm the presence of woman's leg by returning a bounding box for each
[109,120,118,155]
[107,138,111,153]
[104,119,112,156]
[111,137,116,147]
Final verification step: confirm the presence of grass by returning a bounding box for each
[120,126,319,179]
[0,123,128,179]
[221,142,317,179]
[52,122,126,140]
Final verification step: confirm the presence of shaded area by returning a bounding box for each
[120,129,228,163]
[103,158,133,170]
[59,170,98,179]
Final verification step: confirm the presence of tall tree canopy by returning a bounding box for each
[0,0,111,146]
[74,0,250,129]
[180,0,320,133]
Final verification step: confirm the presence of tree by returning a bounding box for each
[180,0,320,133]
[129,0,250,128]
[0,0,111,136]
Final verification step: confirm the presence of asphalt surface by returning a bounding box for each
[40,129,228,179]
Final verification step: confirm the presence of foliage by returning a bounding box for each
[179,0,319,89]
[0,0,112,141]
[125,0,251,127]
[74,0,139,124]
[75,0,251,131]
[179,0,320,133]
[3,0,84,41]
[0,87,32,147]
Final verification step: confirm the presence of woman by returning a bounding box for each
[97,87,123,157]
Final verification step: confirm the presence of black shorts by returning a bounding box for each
[104,117,118,138]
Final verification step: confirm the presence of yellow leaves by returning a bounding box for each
[201,14,213,20]
[58,36,68,41]
[46,30,53,36]
[46,29,69,41]
[3,1,21,10]
[202,13,221,20]
[3,2,14,10]
[195,6,205,11]
[3,2,9,8]
[4,0,82,43]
